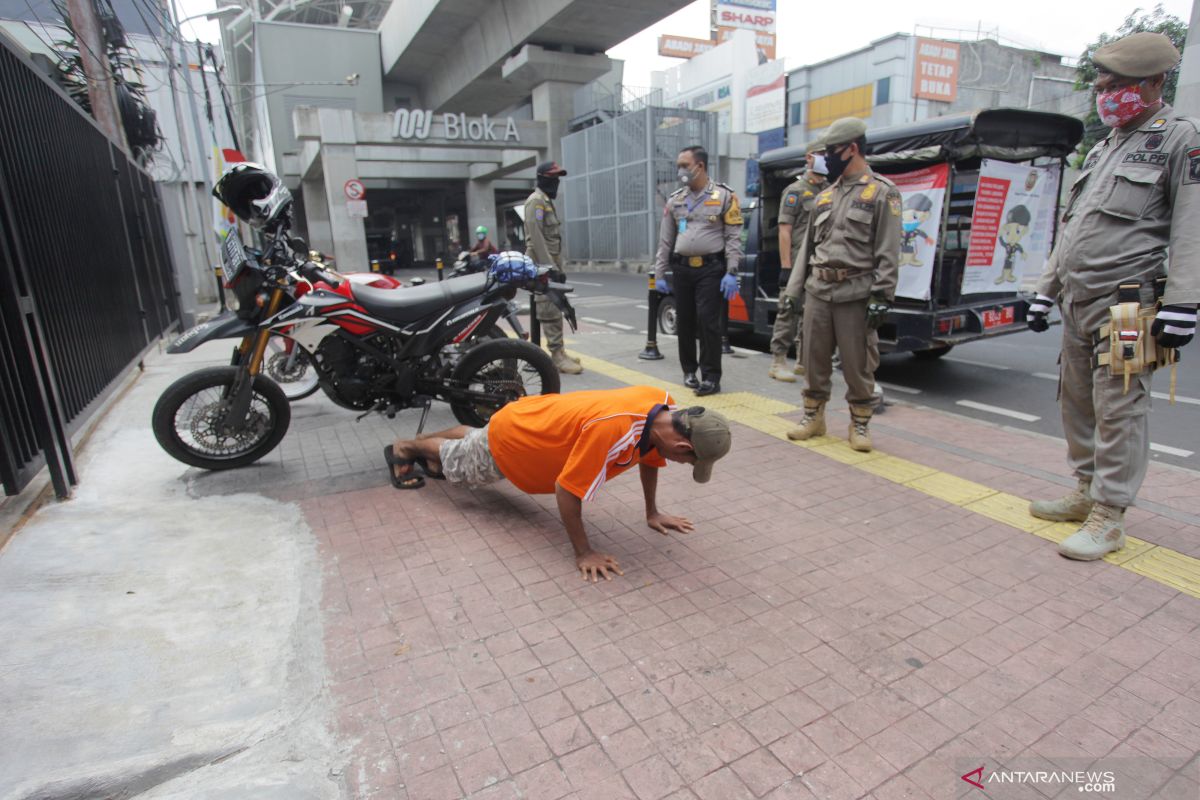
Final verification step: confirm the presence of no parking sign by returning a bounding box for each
[344,179,365,201]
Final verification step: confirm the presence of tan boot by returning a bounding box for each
[848,405,873,452]
[793,361,805,376]
[1030,479,1093,522]
[551,349,583,375]
[1058,503,1126,561]
[787,399,826,440]
[563,350,582,364]
[769,354,797,383]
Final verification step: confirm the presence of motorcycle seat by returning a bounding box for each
[351,273,491,323]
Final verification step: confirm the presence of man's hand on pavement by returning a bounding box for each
[576,550,623,583]
[647,511,694,536]
[1027,294,1054,333]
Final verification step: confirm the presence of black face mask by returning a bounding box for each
[537,176,560,199]
[825,146,850,183]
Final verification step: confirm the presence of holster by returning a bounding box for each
[1093,279,1180,400]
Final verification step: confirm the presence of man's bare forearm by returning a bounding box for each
[779,228,792,270]
[555,484,592,556]
[639,462,659,518]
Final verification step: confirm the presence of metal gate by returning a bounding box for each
[0,32,182,499]
[562,107,718,264]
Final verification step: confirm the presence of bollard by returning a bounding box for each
[435,256,444,281]
[638,274,665,360]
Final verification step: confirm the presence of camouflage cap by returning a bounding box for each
[823,117,868,147]
[1094,32,1180,78]
[676,407,731,484]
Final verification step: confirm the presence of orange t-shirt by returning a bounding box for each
[487,386,673,499]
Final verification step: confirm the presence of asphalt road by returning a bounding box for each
[389,266,1199,468]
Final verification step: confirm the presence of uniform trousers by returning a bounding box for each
[1059,290,1152,508]
[674,261,724,381]
[802,294,875,407]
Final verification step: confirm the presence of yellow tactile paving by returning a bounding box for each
[576,349,1200,600]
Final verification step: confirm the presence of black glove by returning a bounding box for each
[866,294,890,330]
[1151,304,1197,349]
[1027,294,1054,333]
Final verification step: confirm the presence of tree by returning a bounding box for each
[1073,4,1189,157]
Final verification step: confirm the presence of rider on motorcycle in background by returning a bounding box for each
[470,225,498,257]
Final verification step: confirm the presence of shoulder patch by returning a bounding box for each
[888,195,901,217]
[535,207,545,222]
[1185,147,1200,185]
[723,194,743,226]
[784,191,800,207]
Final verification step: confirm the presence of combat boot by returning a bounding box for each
[768,354,797,383]
[848,404,873,452]
[563,350,582,365]
[1029,479,1093,522]
[793,361,805,376]
[1058,503,1126,561]
[551,349,583,375]
[787,399,826,440]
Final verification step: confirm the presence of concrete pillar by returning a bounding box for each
[316,108,369,271]
[466,172,498,246]
[531,81,578,166]
[1176,1,1200,116]
[301,176,334,257]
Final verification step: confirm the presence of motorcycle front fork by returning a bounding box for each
[222,286,288,430]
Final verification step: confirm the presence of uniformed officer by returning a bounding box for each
[784,117,901,452]
[1026,32,1198,561]
[653,145,744,396]
[525,161,583,375]
[769,139,828,383]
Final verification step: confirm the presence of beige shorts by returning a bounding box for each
[438,426,505,487]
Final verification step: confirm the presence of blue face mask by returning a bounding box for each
[476,233,486,241]
[903,220,921,233]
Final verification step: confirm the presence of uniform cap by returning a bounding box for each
[537,160,568,177]
[1094,32,1180,78]
[676,407,732,483]
[823,117,868,147]
[804,139,825,154]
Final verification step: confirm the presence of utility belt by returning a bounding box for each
[1092,278,1180,401]
[670,252,724,269]
[811,266,867,283]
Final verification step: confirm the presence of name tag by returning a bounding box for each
[678,218,687,234]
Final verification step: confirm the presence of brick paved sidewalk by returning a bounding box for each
[305,366,1200,799]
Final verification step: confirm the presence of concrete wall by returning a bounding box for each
[1176,0,1200,116]
[254,22,384,181]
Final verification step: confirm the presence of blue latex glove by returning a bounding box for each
[720,273,738,301]
[655,275,670,294]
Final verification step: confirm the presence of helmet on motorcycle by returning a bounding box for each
[475,225,488,235]
[213,162,292,230]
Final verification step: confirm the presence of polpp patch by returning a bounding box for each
[1143,133,1164,151]
[1186,147,1200,185]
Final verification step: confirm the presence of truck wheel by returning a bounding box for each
[657,297,677,336]
[913,345,954,360]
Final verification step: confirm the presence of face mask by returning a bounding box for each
[903,220,920,233]
[476,233,486,241]
[1096,85,1151,128]
[537,176,559,198]
[825,146,849,183]
[678,166,694,185]
[811,155,827,176]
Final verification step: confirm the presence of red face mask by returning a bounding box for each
[1096,85,1151,128]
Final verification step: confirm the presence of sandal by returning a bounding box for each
[384,445,425,490]
[415,456,445,480]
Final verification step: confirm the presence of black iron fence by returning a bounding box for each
[0,32,182,499]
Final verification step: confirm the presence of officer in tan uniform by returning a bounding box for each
[769,140,828,383]
[783,117,901,451]
[653,145,744,396]
[525,160,582,375]
[1027,33,1198,561]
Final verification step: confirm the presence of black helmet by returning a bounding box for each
[213,162,292,229]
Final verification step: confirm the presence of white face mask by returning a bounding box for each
[811,155,828,176]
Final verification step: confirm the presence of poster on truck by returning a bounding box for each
[890,163,949,301]
[962,159,1061,295]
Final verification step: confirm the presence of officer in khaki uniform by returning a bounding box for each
[1027,33,1199,561]
[525,160,582,375]
[653,145,744,396]
[784,117,901,452]
[769,140,828,383]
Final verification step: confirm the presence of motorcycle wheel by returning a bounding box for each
[152,366,291,470]
[449,339,559,427]
[265,336,320,400]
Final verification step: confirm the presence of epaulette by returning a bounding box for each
[668,186,686,198]
[871,173,898,189]
[715,182,736,194]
